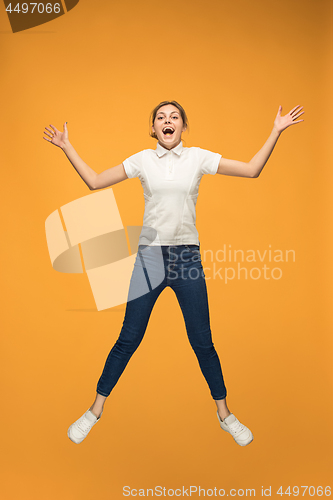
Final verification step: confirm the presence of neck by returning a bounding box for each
[158,139,181,150]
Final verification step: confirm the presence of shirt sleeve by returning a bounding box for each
[198,148,222,175]
[122,150,144,179]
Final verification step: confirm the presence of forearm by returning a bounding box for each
[62,139,97,190]
[249,126,281,177]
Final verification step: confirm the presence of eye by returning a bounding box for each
[172,116,178,119]
[157,116,163,120]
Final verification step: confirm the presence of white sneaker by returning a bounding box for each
[217,412,253,446]
[68,409,102,444]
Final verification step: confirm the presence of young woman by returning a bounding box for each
[44,100,304,446]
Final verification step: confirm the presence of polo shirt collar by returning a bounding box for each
[155,141,183,157]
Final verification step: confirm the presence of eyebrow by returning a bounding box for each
[156,111,180,116]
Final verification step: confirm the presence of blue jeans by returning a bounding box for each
[96,244,227,400]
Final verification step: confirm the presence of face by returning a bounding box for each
[152,104,187,150]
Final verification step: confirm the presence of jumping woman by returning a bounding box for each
[43,100,304,446]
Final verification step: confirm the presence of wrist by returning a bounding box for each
[62,138,71,152]
[272,125,282,137]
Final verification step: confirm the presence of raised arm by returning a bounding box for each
[43,122,128,190]
[217,105,304,178]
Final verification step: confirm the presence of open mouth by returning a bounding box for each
[162,127,175,136]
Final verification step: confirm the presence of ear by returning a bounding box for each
[151,125,156,135]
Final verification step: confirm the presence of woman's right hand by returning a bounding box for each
[43,122,68,149]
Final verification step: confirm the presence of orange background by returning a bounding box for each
[1,0,332,498]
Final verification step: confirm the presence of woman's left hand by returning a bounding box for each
[273,105,304,134]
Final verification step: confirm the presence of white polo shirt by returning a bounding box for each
[123,141,221,246]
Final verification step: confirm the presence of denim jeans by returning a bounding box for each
[96,244,227,400]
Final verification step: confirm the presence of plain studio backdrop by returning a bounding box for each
[0,0,332,499]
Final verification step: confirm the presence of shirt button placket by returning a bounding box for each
[167,152,173,180]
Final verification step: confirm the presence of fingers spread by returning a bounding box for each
[292,111,305,120]
[290,105,302,114]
